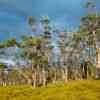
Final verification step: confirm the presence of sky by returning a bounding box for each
[0,0,100,40]
[0,0,99,65]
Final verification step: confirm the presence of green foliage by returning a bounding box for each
[21,36,42,47]
[84,1,95,8]
[28,16,36,25]
[0,64,6,69]
[0,39,17,48]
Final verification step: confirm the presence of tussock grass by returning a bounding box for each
[0,80,100,100]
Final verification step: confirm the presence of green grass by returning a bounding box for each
[0,80,100,100]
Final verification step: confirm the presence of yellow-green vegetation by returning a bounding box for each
[0,80,100,100]
[0,64,6,69]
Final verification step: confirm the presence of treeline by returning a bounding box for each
[0,1,100,87]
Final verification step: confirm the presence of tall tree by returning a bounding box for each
[58,31,68,82]
[78,1,100,79]
[40,16,53,86]
[20,36,43,87]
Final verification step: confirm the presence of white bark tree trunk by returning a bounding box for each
[42,67,46,87]
[65,68,68,82]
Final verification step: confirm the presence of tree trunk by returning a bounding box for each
[54,69,57,82]
[65,68,68,82]
[39,72,42,85]
[42,66,46,87]
[61,68,65,81]
[0,69,4,86]
[32,70,37,88]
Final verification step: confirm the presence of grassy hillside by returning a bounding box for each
[0,80,100,100]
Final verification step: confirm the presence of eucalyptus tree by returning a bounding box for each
[0,38,20,85]
[0,63,7,85]
[40,16,54,85]
[66,32,83,80]
[58,31,69,82]
[78,1,100,79]
[20,35,43,87]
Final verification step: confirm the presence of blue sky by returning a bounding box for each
[0,0,100,40]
